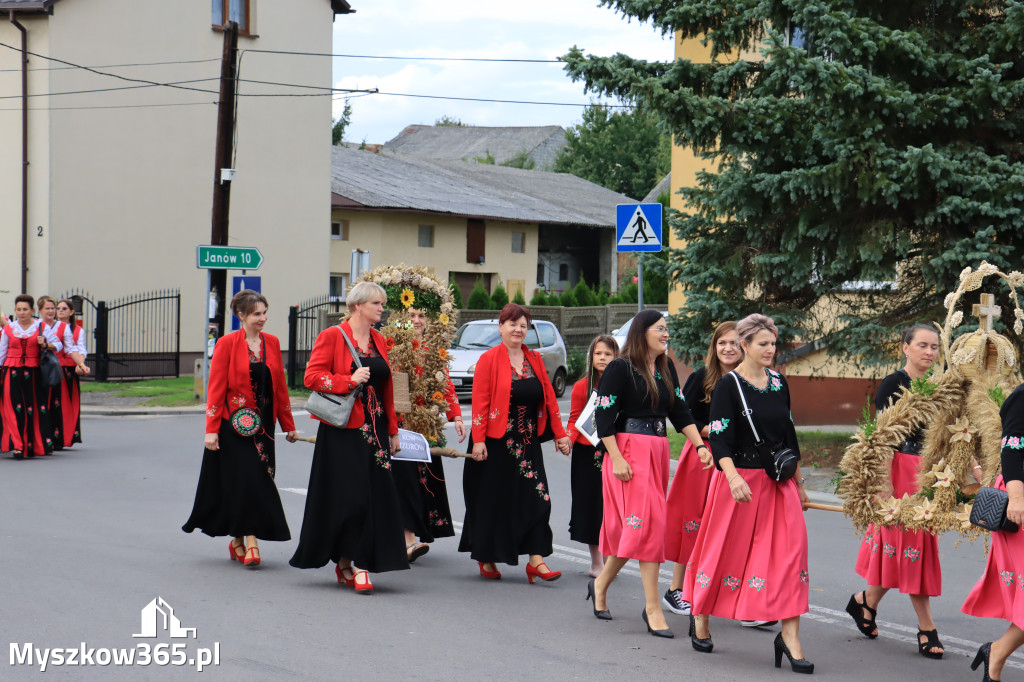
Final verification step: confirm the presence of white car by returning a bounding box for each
[449,319,569,397]
[611,311,669,349]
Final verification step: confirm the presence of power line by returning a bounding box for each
[0,100,216,112]
[241,48,562,63]
[0,57,221,73]
[371,91,628,108]
[0,78,222,99]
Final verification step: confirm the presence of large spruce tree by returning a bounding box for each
[563,1,1024,366]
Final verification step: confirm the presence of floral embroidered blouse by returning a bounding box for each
[999,383,1024,484]
[707,368,800,469]
[594,358,694,439]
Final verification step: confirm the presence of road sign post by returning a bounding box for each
[616,204,663,311]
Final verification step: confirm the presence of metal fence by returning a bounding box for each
[287,294,346,388]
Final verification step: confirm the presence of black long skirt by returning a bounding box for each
[1,365,53,457]
[392,456,455,543]
[181,418,290,541]
[568,441,603,546]
[289,419,409,574]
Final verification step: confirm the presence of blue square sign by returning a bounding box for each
[616,204,663,252]
[231,276,262,330]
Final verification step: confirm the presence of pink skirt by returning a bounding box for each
[855,451,941,596]
[599,433,671,562]
[664,438,715,565]
[962,476,1024,629]
[682,468,809,621]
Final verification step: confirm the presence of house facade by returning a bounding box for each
[0,0,351,350]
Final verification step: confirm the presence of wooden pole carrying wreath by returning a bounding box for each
[838,261,1024,540]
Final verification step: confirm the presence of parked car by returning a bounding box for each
[449,318,569,397]
[611,310,669,349]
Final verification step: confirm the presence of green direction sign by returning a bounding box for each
[196,245,263,270]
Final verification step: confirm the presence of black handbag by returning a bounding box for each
[729,371,798,482]
[39,349,62,388]
[970,486,1019,533]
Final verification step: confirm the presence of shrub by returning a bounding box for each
[560,285,578,307]
[512,288,527,305]
[449,277,464,308]
[466,277,492,309]
[566,346,587,382]
[618,282,639,304]
[573,277,596,307]
[530,288,548,306]
[490,279,509,309]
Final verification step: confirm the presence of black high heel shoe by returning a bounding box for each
[774,633,814,674]
[641,608,674,638]
[971,642,998,682]
[586,579,612,621]
[688,614,713,653]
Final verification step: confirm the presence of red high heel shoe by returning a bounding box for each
[352,569,373,594]
[478,561,502,579]
[243,546,260,568]
[229,539,245,563]
[336,564,356,587]
[526,562,561,583]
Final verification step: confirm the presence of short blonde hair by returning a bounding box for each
[736,313,778,344]
[347,281,387,314]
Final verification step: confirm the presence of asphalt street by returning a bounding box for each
[1,405,1019,680]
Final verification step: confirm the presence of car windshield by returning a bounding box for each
[452,323,500,349]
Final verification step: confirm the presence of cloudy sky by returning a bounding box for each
[330,1,675,144]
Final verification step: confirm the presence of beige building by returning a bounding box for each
[0,0,352,351]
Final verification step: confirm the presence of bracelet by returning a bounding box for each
[796,478,805,485]
[696,444,708,451]
[973,465,982,470]
[727,473,740,484]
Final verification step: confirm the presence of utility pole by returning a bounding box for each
[209,20,238,336]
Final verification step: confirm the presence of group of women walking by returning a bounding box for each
[1,294,88,459]
[182,292,1024,679]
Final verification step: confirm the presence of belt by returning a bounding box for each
[727,449,764,470]
[622,417,666,437]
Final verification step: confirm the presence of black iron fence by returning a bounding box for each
[61,288,181,381]
[287,294,346,389]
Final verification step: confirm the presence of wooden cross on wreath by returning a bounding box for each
[973,293,1001,332]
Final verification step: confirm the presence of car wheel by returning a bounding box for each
[552,368,567,398]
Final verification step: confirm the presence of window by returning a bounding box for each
[536,264,545,284]
[511,232,525,253]
[537,323,556,348]
[331,220,349,240]
[558,263,569,281]
[329,274,347,301]
[212,0,251,35]
[418,224,434,248]
[467,219,485,264]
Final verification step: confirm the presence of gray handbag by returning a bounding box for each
[304,326,363,429]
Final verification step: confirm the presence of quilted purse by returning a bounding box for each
[970,486,1019,533]
[304,327,363,429]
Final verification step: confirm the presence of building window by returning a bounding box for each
[467,219,485,264]
[511,232,525,253]
[331,220,349,240]
[418,224,434,248]
[558,263,569,281]
[330,274,347,301]
[536,263,545,284]
[212,0,251,35]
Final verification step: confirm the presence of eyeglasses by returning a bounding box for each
[647,326,668,334]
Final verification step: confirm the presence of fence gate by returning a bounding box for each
[61,288,181,381]
[287,294,346,389]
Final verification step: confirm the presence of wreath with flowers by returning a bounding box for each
[357,264,459,448]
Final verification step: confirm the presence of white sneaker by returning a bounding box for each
[740,620,778,627]
[662,589,692,615]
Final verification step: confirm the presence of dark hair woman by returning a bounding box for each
[460,303,572,582]
[682,314,813,672]
[589,309,704,638]
[961,382,1024,682]
[662,321,739,617]
[183,289,298,568]
[0,294,62,458]
[53,298,89,448]
[565,334,618,577]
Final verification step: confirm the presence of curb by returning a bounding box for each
[81,405,206,417]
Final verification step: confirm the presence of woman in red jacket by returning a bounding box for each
[289,281,409,593]
[460,303,572,582]
[182,290,297,568]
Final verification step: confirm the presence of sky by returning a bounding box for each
[329,0,676,145]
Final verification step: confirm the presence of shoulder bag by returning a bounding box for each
[969,486,1019,533]
[39,341,63,388]
[304,327,364,429]
[729,371,798,482]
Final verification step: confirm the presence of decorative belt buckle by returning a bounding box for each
[655,420,665,436]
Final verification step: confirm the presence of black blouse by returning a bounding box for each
[595,358,694,438]
[707,368,800,469]
[875,369,911,412]
[1000,383,1024,484]
[683,367,711,434]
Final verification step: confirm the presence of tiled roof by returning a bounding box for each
[0,0,58,10]
[331,146,632,229]
[382,125,566,169]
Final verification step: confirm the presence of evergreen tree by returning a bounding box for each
[491,279,510,309]
[564,1,1024,365]
[573,276,597,307]
[512,288,527,305]
[467,277,492,310]
[560,284,579,307]
[530,288,549,306]
[449,277,464,309]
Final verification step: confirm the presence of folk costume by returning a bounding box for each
[682,368,809,622]
[962,383,1024,627]
[855,369,942,596]
[44,320,77,450]
[55,321,85,448]
[459,343,567,565]
[594,358,696,562]
[182,330,295,542]
[289,322,409,574]
[664,367,716,566]
[566,377,604,546]
[0,319,61,457]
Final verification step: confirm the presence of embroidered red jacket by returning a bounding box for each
[470,343,566,442]
[566,377,597,446]
[205,330,296,435]
[304,321,399,435]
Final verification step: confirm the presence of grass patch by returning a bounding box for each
[667,429,853,468]
[82,376,309,407]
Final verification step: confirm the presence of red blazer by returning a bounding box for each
[304,321,399,435]
[470,343,567,442]
[566,377,596,445]
[205,330,295,434]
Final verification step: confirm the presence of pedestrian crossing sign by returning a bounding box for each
[616,204,663,252]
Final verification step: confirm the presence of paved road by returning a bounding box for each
[0,411,1017,680]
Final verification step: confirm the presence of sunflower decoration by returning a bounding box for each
[838,261,1023,540]
[357,264,459,449]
